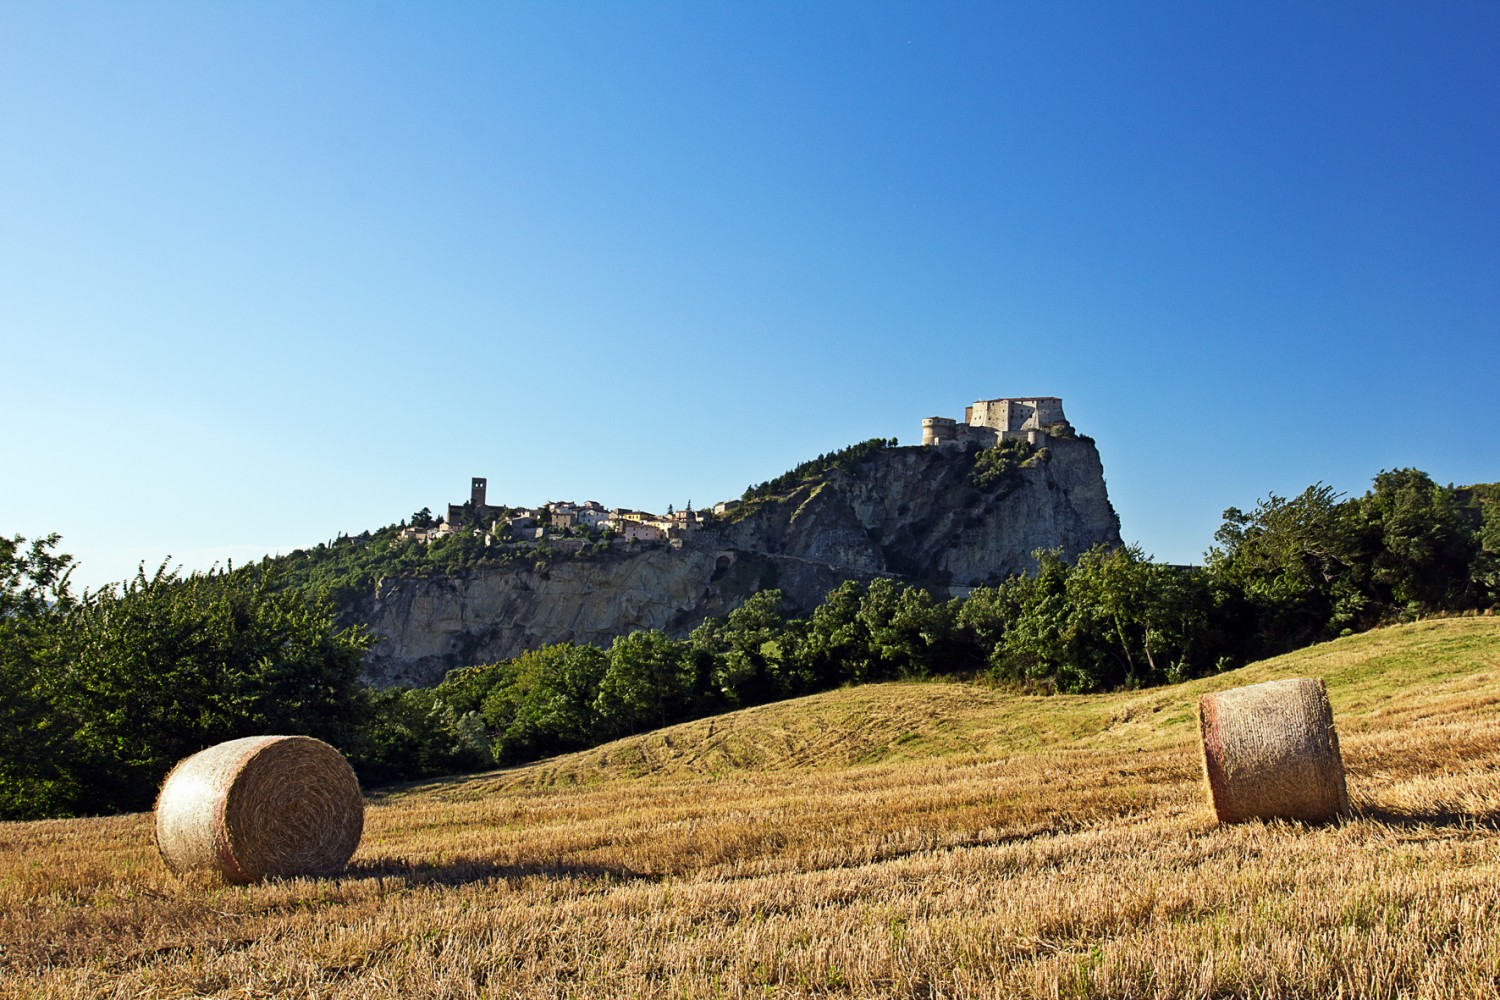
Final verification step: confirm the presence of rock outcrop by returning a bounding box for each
[715,435,1120,596]
[359,546,785,688]
[355,436,1121,687]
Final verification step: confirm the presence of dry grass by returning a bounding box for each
[2,617,1498,998]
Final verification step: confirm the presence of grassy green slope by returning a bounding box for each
[421,615,1499,796]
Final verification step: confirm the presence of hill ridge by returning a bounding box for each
[355,436,1121,686]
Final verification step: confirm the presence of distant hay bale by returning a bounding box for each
[1198,677,1350,824]
[155,735,364,883]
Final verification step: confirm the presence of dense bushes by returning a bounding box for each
[969,437,1040,489]
[1206,469,1494,660]
[967,546,1220,690]
[418,581,962,774]
[0,547,370,820]
[392,553,1220,776]
[267,527,536,606]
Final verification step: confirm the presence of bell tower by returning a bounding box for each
[471,477,487,507]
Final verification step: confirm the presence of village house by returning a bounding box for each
[503,512,537,535]
[577,501,610,528]
[547,503,580,530]
[614,519,667,543]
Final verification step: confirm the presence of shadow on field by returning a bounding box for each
[1354,803,1500,830]
[343,856,663,888]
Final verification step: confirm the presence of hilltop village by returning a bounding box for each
[396,479,714,549]
[398,395,1074,551]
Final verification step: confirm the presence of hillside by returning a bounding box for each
[351,436,1121,686]
[4,617,1498,998]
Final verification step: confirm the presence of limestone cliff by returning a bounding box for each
[355,437,1120,687]
[714,435,1120,598]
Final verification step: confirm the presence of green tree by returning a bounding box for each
[0,534,84,819]
[478,644,610,763]
[856,579,958,680]
[991,549,1074,688]
[1205,484,1364,655]
[691,590,806,707]
[3,559,372,817]
[357,687,491,785]
[1355,469,1478,612]
[1059,546,1218,689]
[594,630,693,736]
[0,533,77,619]
[797,580,873,684]
[954,583,1025,677]
[1470,488,1500,602]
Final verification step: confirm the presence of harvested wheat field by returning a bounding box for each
[2,617,1498,999]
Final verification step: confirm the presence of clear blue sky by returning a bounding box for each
[3,2,1496,593]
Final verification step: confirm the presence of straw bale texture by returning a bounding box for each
[155,735,364,883]
[1198,677,1349,824]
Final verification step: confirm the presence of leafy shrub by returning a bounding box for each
[970,438,1037,489]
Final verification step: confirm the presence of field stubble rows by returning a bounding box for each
[1,618,1498,998]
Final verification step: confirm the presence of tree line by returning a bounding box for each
[0,547,369,820]
[407,470,1495,775]
[3,468,1496,819]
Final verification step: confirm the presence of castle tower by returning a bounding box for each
[921,416,957,446]
[471,477,487,507]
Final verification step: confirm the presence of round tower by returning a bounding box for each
[921,416,957,446]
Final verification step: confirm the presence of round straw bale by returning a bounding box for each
[155,735,364,883]
[1198,677,1349,824]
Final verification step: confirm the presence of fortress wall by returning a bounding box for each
[1033,398,1064,426]
[923,397,1065,448]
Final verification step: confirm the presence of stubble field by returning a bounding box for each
[2,617,1498,998]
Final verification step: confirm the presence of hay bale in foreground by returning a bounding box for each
[155,735,364,883]
[1198,677,1349,824]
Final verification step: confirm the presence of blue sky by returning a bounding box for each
[3,2,1497,593]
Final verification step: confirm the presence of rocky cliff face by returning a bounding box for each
[356,437,1121,687]
[358,545,787,688]
[716,436,1120,595]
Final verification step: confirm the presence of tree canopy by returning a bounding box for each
[0,544,370,819]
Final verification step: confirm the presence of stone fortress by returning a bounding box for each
[921,396,1072,449]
